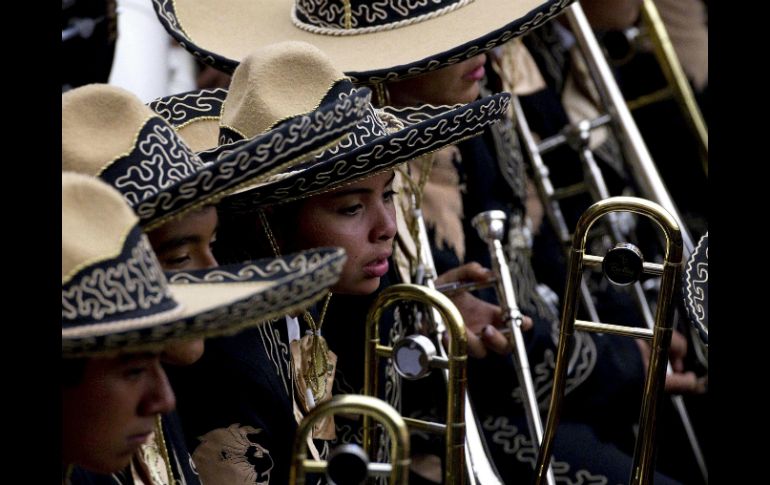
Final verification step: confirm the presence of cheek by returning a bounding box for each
[62,385,135,472]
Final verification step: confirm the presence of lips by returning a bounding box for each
[363,253,391,278]
[463,65,486,82]
[463,56,487,82]
[126,430,153,447]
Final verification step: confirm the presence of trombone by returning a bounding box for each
[363,283,468,484]
[289,394,410,484]
[534,196,683,485]
[511,3,707,480]
[609,0,708,175]
[396,190,503,485]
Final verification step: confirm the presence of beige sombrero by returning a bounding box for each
[152,0,574,83]
[62,83,369,231]
[147,41,512,213]
[62,172,346,357]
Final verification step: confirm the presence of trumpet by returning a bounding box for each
[471,210,555,485]
[363,283,468,484]
[289,394,410,485]
[534,196,683,485]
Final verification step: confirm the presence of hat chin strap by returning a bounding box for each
[259,209,284,257]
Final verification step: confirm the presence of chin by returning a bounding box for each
[75,453,134,475]
[332,278,380,296]
[462,87,480,104]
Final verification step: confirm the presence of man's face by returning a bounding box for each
[61,353,176,473]
[387,53,488,106]
[147,206,218,365]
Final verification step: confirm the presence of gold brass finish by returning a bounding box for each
[289,394,411,485]
[533,196,683,485]
[364,283,467,485]
[635,0,708,175]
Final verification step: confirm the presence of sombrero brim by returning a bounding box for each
[62,247,346,357]
[683,233,707,345]
[137,86,371,231]
[153,0,572,83]
[219,91,511,212]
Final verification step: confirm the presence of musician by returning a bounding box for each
[61,82,352,484]
[378,30,702,483]
[62,173,340,484]
[152,41,510,485]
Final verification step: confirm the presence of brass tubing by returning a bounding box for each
[364,283,468,484]
[289,394,410,485]
[640,0,708,175]
[534,197,683,485]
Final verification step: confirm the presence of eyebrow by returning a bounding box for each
[153,227,218,254]
[117,352,160,363]
[329,172,397,198]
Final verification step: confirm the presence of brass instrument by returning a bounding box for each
[289,394,410,485]
[612,0,708,175]
[388,191,506,485]
[512,3,707,480]
[534,196,683,485]
[363,283,468,485]
[471,211,555,485]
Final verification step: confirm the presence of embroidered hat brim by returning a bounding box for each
[219,91,512,211]
[62,172,346,357]
[153,0,573,83]
[148,82,369,170]
[683,232,708,345]
[63,248,346,357]
[62,84,370,233]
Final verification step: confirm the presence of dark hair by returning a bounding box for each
[214,201,305,264]
[61,358,88,388]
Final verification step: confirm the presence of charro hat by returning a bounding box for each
[62,172,346,357]
[150,41,512,211]
[149,41,372,165]
[152,0,574,83]
[62,83,369,231]
[683,232,708,345]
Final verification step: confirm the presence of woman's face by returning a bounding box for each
[387,53,487,106]
[61,353,176,473]
[293,171,398,295]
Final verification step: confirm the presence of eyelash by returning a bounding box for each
[165,255,191,267]
[124,366,149,381]
[338,190,398,215]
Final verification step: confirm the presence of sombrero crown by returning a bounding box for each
[62,172,346,357]
[153,0,574,83]
[63,83,369,230]
[150,41,371,161]
[149,41,512,212]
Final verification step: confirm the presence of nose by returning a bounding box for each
[140,364,177,416]
[370,203,397,243]
[200,246,218,269]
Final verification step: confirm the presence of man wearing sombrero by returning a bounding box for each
[62,173,346,483]
[61,82,364,483]
[136,40,512,484]
[149,1,702,483]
